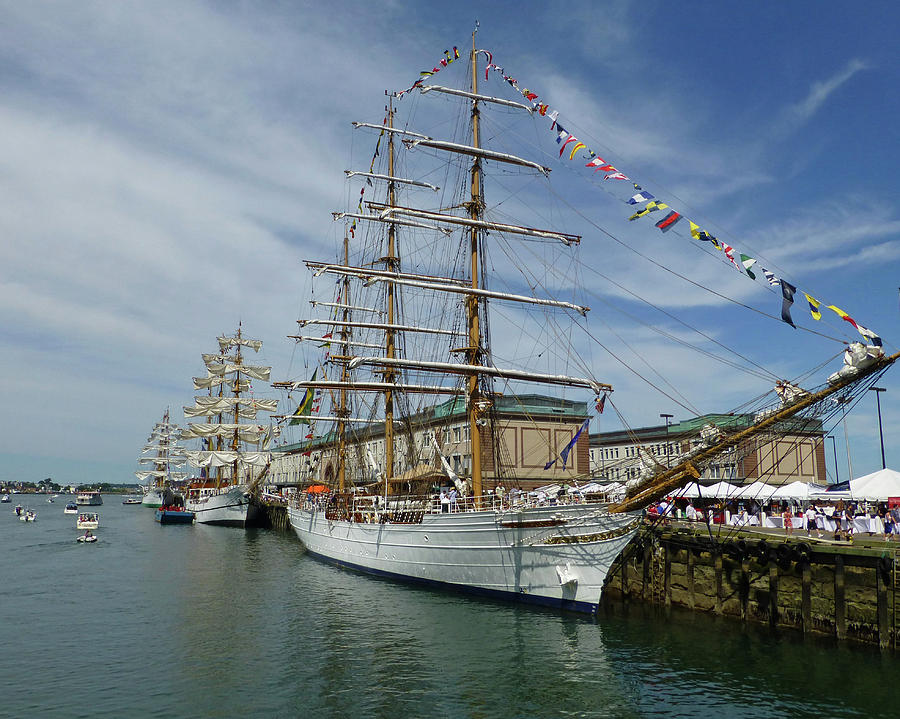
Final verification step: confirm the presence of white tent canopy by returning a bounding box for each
[734,480,780,501]
[705,480,740,498]
[674,480,739,499]
[673,482,702,498]
[849,468,900,500]
[773,480,813,500]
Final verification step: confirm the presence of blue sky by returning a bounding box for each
[1,1,898,486]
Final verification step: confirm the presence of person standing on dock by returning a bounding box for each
[805,504,822,538]
[782,505,794,535]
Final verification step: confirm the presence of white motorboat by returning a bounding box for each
[19,509,36,522]
[63,501,78,514]
[76,512,100,530]
[77,533,98,543]
[75,491,103,506]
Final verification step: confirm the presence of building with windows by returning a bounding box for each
[270,394,593,492]
[589,414,826,486]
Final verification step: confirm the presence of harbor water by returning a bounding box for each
[1,498,896,718]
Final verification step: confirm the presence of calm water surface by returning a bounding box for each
[0,497,895,718]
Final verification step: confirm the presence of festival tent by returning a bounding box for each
[705,480,740,498]
[673,482,702,498]
[574,482,604,494]
[849,468,900,500]
[734,480,780,501]
[808,482,852,501]
[673,480,742,499]
[772,480,813,500]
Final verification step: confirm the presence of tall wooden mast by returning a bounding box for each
[384,97,398,490]
[467,31,484,503]
[337,231,351,492]
[231,323,242,485]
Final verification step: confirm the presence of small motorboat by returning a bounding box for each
[19,510,36,522]
[0,494,10,503]
[77,530,98,543]
[76,512,100,530]
[122,496,142,505]
[14,504,23,516]
[155,505,195,525]
[63,502,78,514]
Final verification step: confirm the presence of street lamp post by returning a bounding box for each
[870,387,887,470]
[660,414,674,468]
[827,435,839,484]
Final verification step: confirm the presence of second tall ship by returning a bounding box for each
[182,327,278,527]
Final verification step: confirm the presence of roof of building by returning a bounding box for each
[589,412,823,446]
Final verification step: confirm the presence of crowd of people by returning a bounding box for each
[647,495,900,542]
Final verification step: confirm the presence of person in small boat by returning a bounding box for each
[84,530,93,539]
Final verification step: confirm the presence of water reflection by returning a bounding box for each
[0,501,894,719]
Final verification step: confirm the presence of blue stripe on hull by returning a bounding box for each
[303,547,599,615]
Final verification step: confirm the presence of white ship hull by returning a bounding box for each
[141,487,166,509]
[287,503,639,613]
[186,486,260,528]
[75,493,103,506]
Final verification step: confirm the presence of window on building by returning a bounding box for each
[453,426,461,443]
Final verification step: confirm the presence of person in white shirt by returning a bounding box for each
[685,502,697,522]
[805,504,822,538]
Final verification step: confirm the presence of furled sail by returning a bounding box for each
[183,396,279,418]
[183,450,272,469]
[218,335,263,353]
[193,375,251,391]
[204,362,271,381]
[182,423,268,443]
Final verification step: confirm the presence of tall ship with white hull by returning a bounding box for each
[276,34,896,613]
[182,327,278,528]
[136,410,187,508]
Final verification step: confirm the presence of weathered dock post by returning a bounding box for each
[834,554,846,640]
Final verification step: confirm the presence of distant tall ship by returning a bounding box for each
[136,410,187,508]
[182,326,278,527]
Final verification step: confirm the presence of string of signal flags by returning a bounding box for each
[389,46,882,348]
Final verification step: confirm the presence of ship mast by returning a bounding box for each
[467,31,484,503]
[384,97,398,494]
[232,323,242,486]
[337,231,351,491]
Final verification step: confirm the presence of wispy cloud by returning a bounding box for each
[773,58,870,138]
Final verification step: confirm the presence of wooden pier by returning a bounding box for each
[254,498,291,533]
[602,522,900,650]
